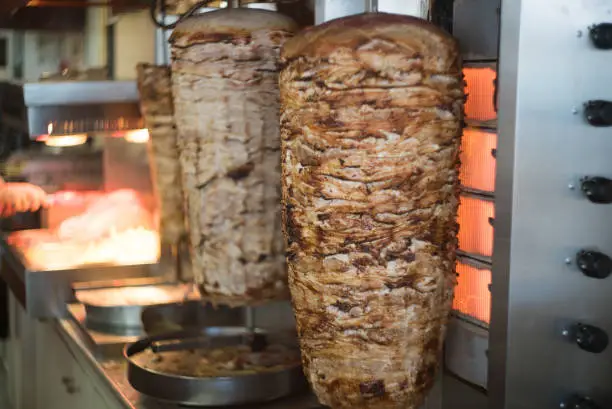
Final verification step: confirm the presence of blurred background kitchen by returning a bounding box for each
[0,3,146,82]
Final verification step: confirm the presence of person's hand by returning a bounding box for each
[0,183,49,218]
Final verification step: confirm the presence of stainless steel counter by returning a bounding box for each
[0,235,162,318]
[56,306,323,409]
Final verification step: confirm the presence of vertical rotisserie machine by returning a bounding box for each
[490,1,612,408]
[311,1,612,408]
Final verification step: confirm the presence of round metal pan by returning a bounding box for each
[124,327,307,406]
[84,303,146,336]
[76,284,199,336]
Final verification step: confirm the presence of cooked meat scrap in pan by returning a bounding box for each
[280,13,463,409]
[132,344,301,377]
[170,9,298,303]
[137,64,186,246]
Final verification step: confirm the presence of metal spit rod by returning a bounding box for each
[244,305,255,330]
[365,0,378,13]
[174,237,200,302]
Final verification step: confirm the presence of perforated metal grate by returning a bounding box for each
[460,128,497,193]
[464,65,497,128]
[453,259,491,325]
[458,195,495,259]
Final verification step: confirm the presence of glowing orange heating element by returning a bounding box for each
[453,66,498,327]
[458,195,495,258]
[460,129,497,193]
[464,66,497,124]
[453,261,491,324]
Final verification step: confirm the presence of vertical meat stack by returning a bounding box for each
[136,64,185,246]
[280,13,463,409]
[170,9,297,303]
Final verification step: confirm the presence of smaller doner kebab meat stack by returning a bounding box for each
[170,9,297,304]
[280,13,463,409]
[136,64,185,246]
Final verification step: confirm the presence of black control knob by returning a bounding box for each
[590,23,612,50]
[563,395,601,409]
[567,323,609,354]
[581,176,612,204]
[584,100,612,127]
[576,250,612,279]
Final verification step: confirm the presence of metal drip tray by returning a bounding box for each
[124,328,307,407]
[68,300,246,358]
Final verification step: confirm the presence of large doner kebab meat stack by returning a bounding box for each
[170,9,297,304]
[280,13,463,409]
[137,64,185,246]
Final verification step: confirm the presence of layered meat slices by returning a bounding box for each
[170,9,297,303]
[280,13,463,409]
[136,64,185,246]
